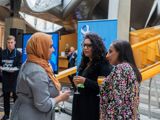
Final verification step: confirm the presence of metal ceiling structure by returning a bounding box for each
[19,12,62,33]
[0,0,9,6]
[0,0,160,32]
[24,0,61,12]
[0,6,10,21]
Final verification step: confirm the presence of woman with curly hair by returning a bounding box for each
[72,33,112,120]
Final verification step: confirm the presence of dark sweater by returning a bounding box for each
[1,48,22,92]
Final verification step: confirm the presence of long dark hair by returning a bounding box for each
[112,40,142,82]
[79,33,107,71]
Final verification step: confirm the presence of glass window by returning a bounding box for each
[19,12,62,32]
[0,0,9,6]
[25,0,61,12]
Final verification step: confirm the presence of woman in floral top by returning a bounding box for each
[100,40,142,120]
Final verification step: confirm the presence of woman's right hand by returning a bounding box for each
[55,91,70,103]
[59,91,70,101]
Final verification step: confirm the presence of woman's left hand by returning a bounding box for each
[73,76,86,85]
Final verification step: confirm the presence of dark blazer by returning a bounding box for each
[72,59,112,120]
[67,52,77,68]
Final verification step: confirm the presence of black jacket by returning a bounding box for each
[1,48,22,92]
[72,59,112,120]
[67,52,77,68]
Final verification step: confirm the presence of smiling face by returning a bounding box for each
[107,44,120,65]
[83,38,92,58]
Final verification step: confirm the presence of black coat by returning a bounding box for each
[72,59,112,120]
[1,48,22,92]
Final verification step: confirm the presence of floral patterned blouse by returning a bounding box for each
[100,63,140,120]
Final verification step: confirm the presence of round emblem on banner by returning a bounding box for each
[81,25,90,35]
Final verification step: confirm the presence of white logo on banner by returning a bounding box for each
[81,25,90,35]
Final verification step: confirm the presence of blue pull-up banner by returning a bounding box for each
[77,19,118,66]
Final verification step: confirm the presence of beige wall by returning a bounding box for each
[0,21,5,48]
[4,17,26,48]
[59,33,77,54]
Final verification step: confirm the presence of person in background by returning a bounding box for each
[72,33,112,120]
[67,46,77,91]
[0,36,22,120]
[67,46,77,69]
[10,32,70,120]
[65,43,70,56]
[100,40,141,120]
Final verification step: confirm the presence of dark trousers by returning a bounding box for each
[3,92,17,116]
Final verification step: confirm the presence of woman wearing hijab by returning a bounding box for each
[10,32,70,120]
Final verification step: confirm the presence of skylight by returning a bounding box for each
[19,12,63,32]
